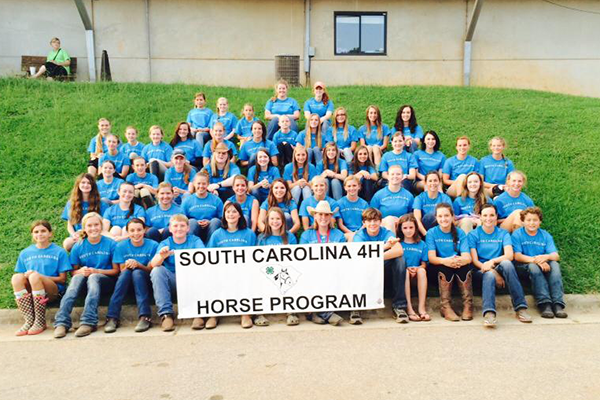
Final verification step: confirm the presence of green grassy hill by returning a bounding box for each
[1,78,599,307]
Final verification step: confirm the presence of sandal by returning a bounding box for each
[254,315,270,327]
[408,313,421,322]
[419,313,431,322]
[286,314,299,326]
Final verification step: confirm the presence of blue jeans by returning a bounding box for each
[341,147,354,163]
[54,274,116,328]
[146,227,172,243]
[473,260,527,315]
[190,217,221,243]
[267,117,299,140]
[517,261,565,307]
[291,185,312,205]
[387,257,407,309]
[250,188,269,204]
[150,267,177,316]
[422,212,438,231]
[195,131,211,149]
[327,178,343,200]
[107,269,152,320]
[308,147,323,165]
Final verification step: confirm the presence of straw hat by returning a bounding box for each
[307,200,339,216]
[213,142,232,155]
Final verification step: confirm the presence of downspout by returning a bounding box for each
[73,0,96,82]
[145,0,152,82]
[304,0,311,86]
[463,0,484,86]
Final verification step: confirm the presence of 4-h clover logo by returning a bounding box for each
[261,264,301,294]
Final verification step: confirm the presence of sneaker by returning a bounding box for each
[516,309,533,323]
[104,318,119,333]
[348,311,363,325]
[74,324,96,337]
[135,317,152,333]
[328,313,344,326]
[191,318,205,330]
[54,325,68,339]
[393,308,409,324]
[539,303,554,319]
[483,311,497,327]
[310,314,327,325]
[553,304,568,319]
[161,314,175,332]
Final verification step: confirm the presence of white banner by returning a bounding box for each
[174,242,384,318]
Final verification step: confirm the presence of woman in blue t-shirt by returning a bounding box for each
[102,182,146,242]
[265,79,300,139]
[453,171,490,234]
[326,107,358,162]
[303,81,334,132]
[285,144,316,205]
[182,171,223,243]
[479,137,515,198]
[258,179,300,234]
[358,105,390,167]
[413,171,452,237]
[494,171,534,233]
[141,125,173,183]
[169,121,203,169]
[12,220,72,336]
[443,136,480,198]
[350,145,379,202]
[317,142,348,200]
[97,160,124,205]
[414,130,446,193]
[297,113,325,166]
[226,175,260,232]
[248,148,281,204]
[392,105,424,152]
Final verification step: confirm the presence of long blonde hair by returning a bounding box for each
[263,207,289,244]
[93,118,111,159]
[208,147,231,179]
[365,105,383,141]
[332,107,349,142]
[292,144,309,181]
[69,174,101,225]
[306,113,323,148]
[270,79,289,102]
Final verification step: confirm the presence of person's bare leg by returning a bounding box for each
[417,268,428,316]
[31,65,47,79]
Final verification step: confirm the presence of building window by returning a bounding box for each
[334,12,387,56]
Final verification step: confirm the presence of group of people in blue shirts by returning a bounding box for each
[11,79,567,338]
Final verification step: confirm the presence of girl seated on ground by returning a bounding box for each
[494,170,534,233]
[443,136,480,198]
[207,203,257,329]
[12,220,71,336]
[284,144,317,205]
[169,122,203,169]
[238,120,279,168]
[414,130,446,193]
[102,182,146,241]
[202,122,238,167]
[370,165,415,233]
[126,157,159,209]
[413,171,452,237]
[299,176,340,230]
[296,113,324,165]
[272,115,297,167]
[392,105,424,152]
[264,79,300,139]
[349,145,379,202]
[513,207,567,319]
[145,183,183,242]
[397,214,429,322]
[182,172,223,243]
[187,92,214,149]
[248,148,281,204]
[325,107,358,162]
[234,103,259,146]
[121,126,145,160]
[97,160,124,205]
[87,118,113,176]
[379,132,418,192]
[303,81,334,132]
[141,125,173,182]
[62,173,108,251]
[226,175,260,232]
[337,175,369,242]
[203,142,240,202]
[317,142,348,200]
[53,212,119,339]
[479,137,515,198]
[257,178,300,234]
[358,105,390,167]
[164,149,196,204]
[98,133,130,178]
[453,172,490,234]
[209,97,238,141]
[104,218,159,334]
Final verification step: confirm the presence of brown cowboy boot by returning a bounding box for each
[457,271,474,321]
[15,293,35,336]
[28,294,49,335]
[438,273,460,321]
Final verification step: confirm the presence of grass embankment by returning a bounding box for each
[0,78,599,308]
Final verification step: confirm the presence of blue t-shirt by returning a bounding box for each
[61,201,109,232]
[260,198,298,214]
[283,163,318,182]
[248,166,281,185]
[235,117,259,137]
[121,142,145,159]
[348,164,377,176]
[512,228,558,257]
[316,159,348,174]
[358,124,391,146]
[103,203,146,228]
[174,139,203,163]
[370,187,414,218]
[97,178,124,201]
[303,98,334,118]
[87,135,110,154]
[296,130,322,148]
[157,235,205,273]
[182,193,223,221]
[99,152,130,175]
[207,228,257,248]
[227,195,258,224]
[202,140,238,159]
[414,150,447,176]
[353,227,394,243]
[141,141,173,163]
[187,107,214,130]
[494,192,535,219]
[338,196,369,232]
[426,226,469,258]
[325,125,359,150]
[414,192,453,216]
[478,155,515,185]
[164,167,196,192]
[442,155,480,180]
[468,226,512,263]
[401,241,429,268]
[15,243,72,292]
[70,236,117,270]
[452,195,491,217]
[379,150,418,174]
[299,196,340,225]
[239,139,279,161]
[126,172,159,189]
[391,125,425,140]
[272,130,299,147]
[265,97,300,116]
[257,232,298,246]
[113,238,159,266]
[300,228,346,244]
[209,112,238,134]
[145,203,184,230]
[202,163,241,186]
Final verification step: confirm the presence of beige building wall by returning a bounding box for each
[1,0,599,97]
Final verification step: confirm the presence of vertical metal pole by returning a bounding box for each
[463,41,472,86]
[145,0,152,82]
[463,0,484,86]
[74,0,96,82]
[304,0,311,85]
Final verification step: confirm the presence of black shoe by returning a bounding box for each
[553,304,568,318]
[539,303,554,319]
